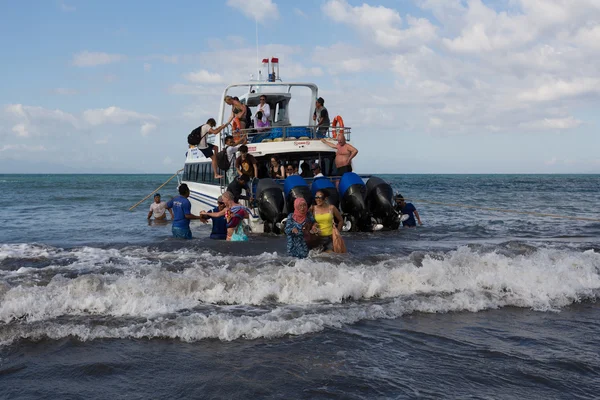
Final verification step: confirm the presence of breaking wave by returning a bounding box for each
[1,243,599,346]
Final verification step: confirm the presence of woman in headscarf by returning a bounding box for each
[284,198,317,258]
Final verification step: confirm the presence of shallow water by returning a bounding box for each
[1,174,599,398]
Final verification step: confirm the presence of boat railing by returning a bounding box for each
[220,124,351,145]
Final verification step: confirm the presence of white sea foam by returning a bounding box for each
[1,245,599,345]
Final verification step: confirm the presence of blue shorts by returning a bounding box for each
[172,226,192,239]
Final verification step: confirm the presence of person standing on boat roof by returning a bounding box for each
[165,184,204,239]
[321,133,358,175]
[313,97,330,138]
[394,194,422,227]
[199,195,227,240]
[235,145,258,180]
[255,95,271,127]
[192,117,232,179]
[147,193,174,221]
[224,96,251,130]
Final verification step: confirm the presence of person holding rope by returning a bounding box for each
[394,194,422,227]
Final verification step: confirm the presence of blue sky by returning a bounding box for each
[1,0,600,173]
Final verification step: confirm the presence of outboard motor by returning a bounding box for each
[338,172,371,232]
[284,175,312,214]
[366,176,400,230]
[256,178,285,233]
[311,177,340,209]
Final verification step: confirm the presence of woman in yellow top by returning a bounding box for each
[310,190,344,252]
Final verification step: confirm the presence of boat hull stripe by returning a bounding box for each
[189,189,219,202]
[189,195,216,209]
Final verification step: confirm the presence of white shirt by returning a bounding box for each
[254,102,271,126]
[314,172,324,178]
[198,124,211,149]
[149,201,167,218]
[257,103,271,120]
[226,144,242,166]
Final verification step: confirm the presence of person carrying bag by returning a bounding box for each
[311,190,345,253]
[331,225,347,253]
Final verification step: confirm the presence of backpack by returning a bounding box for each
[187,124,207,146]
[216,146,231,171]
[245,105,252,126]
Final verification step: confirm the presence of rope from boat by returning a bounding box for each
[128,169,183,211]
[405,199,600,223]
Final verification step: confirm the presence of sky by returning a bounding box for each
[1,0,600,174]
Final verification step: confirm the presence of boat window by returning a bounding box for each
[187,163,199,182]
[184,162,221,184]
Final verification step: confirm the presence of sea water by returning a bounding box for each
[0,174,599,399]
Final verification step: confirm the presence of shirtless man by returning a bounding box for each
[321,133,358,175]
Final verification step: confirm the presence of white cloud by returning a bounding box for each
[3,104,159,140]
[323,0,437,48]
[0,144,46,152]
[183,69,224,84]
[143,63,152,72]
[518,78,600,102]
[95,138,109,145]
[140,122,157,136]
[520,116,582,130]
[82,106,158,126]
[163,156,173,166]
[5,104,27,118]
[12,124,29,137]
[72,51,125,67]
[309,0,600,140]
[226,0,279,23]
[4,104,79,134]
[442,0,534,53]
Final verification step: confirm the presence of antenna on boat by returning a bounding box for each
[255,17,261,81]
